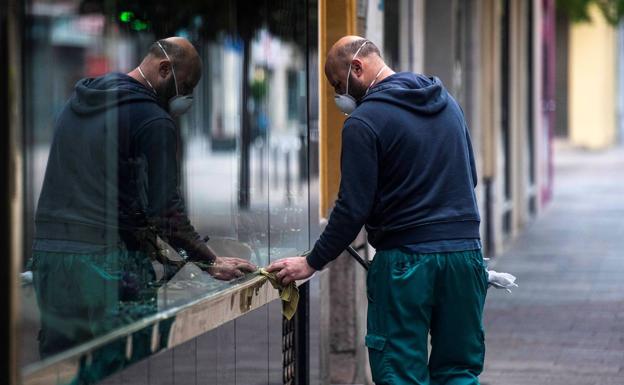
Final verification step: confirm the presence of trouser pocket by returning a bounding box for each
[365,334,390,384]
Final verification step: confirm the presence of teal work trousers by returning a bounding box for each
[32,249,164,384]
[365,249,488,385]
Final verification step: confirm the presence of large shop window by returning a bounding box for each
[20,0,311,379]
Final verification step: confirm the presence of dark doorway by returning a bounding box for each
[500,0,513,236]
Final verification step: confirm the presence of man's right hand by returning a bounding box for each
[205,256,257,281]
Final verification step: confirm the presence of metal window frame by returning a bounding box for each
[3,0,23,384]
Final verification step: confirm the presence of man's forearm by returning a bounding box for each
[154,213,216,264]
[305,207,366,270]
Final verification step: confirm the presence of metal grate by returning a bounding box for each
[282,315,296,385]
[282,281,309,385]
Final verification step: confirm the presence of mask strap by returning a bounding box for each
[346,40,369,96]
[366,65,387,95]
[157,41,179,96]
[137,66,156,94]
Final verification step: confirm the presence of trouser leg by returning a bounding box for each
[428,250,488,385]
[366,249,438,385]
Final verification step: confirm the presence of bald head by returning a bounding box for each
[324,36,388,101]
[128,36,202,110]
[144,37,202,91]
[326,36,381,73]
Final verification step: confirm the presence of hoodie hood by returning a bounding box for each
[70,72,161,115]
[359,72,448,115]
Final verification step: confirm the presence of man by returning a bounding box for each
[32,37,255,360]
[268,36,487,384]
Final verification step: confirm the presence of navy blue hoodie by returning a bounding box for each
[306,72,480,270]
[35,73,213,261]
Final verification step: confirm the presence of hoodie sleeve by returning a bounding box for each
[135,118,215,263]
[306,118,379,270]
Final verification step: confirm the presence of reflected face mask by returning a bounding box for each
[157,41,194,117]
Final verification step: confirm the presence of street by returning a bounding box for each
[481,144,624,385]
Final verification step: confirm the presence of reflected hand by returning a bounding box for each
[266,256,316,285]
[206,256,257,281]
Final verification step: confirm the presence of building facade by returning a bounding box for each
[3,1,556,384]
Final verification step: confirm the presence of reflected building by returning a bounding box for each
[13,0,319,384]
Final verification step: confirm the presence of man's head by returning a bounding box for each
[137,37,202,114]
[324,36,385,102]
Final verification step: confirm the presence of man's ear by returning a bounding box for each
[351,58,364,78]
[158,60,172,79]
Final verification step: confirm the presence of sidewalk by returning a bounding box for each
[480,145,624,385]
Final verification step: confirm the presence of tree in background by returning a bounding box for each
[557,0,624,25]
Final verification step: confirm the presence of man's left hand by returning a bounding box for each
[266,256,316,285]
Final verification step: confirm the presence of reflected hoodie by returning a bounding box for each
[35,73,213,261]
[307,72,480,270]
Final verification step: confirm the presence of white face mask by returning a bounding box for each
[334,41,387,115]
[157,41,194,117]
[334,92,358,115]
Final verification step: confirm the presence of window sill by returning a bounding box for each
[22,272,312,385]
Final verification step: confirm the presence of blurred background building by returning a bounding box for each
[2,0,622,384]
[556,3,623,150]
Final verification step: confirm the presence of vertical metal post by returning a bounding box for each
[2,1,23,384]
[0,2,12,382]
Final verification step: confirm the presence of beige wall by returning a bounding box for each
[318,0,357,216]
[318,2,369,385]
[569,5,617,150]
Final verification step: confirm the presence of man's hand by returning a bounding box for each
[206,256,257,281]
[266,256,316,285]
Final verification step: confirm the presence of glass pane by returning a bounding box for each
[266,0,310,262]
[20,0,311,379]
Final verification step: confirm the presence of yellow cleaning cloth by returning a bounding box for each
[257,268,299,320]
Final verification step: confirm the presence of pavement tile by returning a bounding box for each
[481,146,624,385]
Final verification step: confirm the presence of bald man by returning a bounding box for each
[268,36,486,384]
[33,38,255,359]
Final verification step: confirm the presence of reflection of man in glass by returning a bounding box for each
[32,37,255,360]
